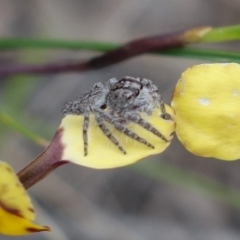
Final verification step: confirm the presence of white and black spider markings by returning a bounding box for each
[62,76,171,156]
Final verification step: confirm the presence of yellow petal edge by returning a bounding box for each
[0,161,50,235]
[60,104,175,168]
[172,63,240,160]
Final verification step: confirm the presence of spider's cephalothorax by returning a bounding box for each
[62,77,170,156]
[106,76,143,110]
[107,76,162,113]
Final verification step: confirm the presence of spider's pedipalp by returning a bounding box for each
[159,98,167,115]
[159,99,172,120]
[124,112,169,142]
[83,107,90,156]
[93,108,126,154]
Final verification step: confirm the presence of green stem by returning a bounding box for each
[201,24,240,42]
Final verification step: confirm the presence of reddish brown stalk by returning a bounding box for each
[0,29,201,77]
[88,32,184,69]
[17,129,68,189]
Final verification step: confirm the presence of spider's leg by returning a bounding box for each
[113,121,155,149]
[93,109,126,154]
[101,113,154,149]
[124,112,169,142]
[159,99,166,114]
[159,99,171,120]
[83,107,90,156]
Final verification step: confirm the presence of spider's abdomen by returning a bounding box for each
[62,82,107,116]
[62,98,86,115]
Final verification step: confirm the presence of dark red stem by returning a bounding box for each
[89,32,184,69]
[0,32,185,76]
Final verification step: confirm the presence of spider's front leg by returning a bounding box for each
[92,107,126,154]
[83,107,90,156]
[124,112,169,142]
[101,113,155,149]
[159,99,172,120]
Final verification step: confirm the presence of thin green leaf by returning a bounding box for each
[0,112,49,147]
[201,24,240,42]
[161,48,240,63]
[0,38,118,51]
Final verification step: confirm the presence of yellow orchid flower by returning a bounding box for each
[172,63,240,160]
[18,103,175,189]
[0,161,50,235]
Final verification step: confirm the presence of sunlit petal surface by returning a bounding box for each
[60,105,175,168]
[0,161,50,235]
[172,63,240,160]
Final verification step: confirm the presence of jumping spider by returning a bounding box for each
[62,76,170,156]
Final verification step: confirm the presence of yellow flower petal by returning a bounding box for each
[172,63,240,160]
[0,208,50,236]
[0,161,50,235]
[0,162,34,221]
[60,104,175,168]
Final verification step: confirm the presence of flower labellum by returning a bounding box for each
[60,104,175,168]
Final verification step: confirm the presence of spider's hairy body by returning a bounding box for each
[62,82,107,115]
[62,76,169,156]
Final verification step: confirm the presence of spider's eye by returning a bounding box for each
[134,89,140,96]
[100,104,107,110]
[93,82,103,89]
